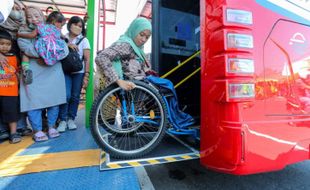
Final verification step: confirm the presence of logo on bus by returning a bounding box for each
[290,32,308,55]
[290,32,306,44]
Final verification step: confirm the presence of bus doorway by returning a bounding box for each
[152,0,201,121]
[97,0,203,170]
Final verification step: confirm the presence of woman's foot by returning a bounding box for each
[48,128,60,138]
[33,131,48,142]
[17,127,33,136]
[67,119,77,130]
[9,133,22,144]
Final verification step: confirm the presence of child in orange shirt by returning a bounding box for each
[0,29,21,143]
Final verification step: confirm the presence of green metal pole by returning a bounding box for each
[85,0,96,127]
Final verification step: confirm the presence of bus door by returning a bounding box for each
[152,0,201,120]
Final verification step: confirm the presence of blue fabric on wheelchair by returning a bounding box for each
[145,75,195,129]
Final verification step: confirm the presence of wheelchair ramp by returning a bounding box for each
[99,134,200,170]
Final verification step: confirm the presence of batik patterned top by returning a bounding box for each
[95,42,150,87]
[34,23,67,66]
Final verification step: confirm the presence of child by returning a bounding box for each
[0,29,21,143]
[18,11,67,84]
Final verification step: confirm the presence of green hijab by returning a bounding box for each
[113,17,152,79]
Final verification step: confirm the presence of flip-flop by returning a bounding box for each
[17,128,33,136]
[9,133,22,144]
[48,128,60,138]
[0,131,9,140]
[33,131,48,142]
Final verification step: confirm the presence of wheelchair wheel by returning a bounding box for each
[90,80,168,159]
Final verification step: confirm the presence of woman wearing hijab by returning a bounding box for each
[95,17,194,130]
[0,0,25,55]
[17,6,67,142]
[96,17,154,90]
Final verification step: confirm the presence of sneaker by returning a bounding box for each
[67,119,77,130]
[57,121,67,132]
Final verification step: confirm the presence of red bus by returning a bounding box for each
[148,0,310,175]
[198,0,310,174]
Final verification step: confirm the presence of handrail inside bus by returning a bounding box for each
[175,67,201,88]
[160,50,201,79]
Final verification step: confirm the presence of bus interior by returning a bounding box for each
[152,0,201,122]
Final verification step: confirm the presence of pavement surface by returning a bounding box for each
[144,159,310,190]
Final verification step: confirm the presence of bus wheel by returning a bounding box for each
[90,80,168,159]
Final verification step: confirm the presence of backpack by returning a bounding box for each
[61,37,85,73]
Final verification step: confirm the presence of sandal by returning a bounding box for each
[48,128,60,138]
[9,133,22,144]
[33,131,48,142]
[0,130,9,140]
[17,128,33,136]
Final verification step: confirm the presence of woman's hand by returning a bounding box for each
[37,58,45,65]
[82,72,89,90]
[145,69,159,77]
[116,79,136,91]
[68,44,79,51]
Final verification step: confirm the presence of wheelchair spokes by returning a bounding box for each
[91,81,167,158]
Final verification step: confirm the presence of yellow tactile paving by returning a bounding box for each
[0,136,34,160]
[0,149,100,177]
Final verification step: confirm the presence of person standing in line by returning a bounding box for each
[57,16,90,132]
[17,6,67,142]
[0,0,32,141]
[17,11,68,85]
[0,29,21,143]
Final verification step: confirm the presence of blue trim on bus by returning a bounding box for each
[256,0,310,25]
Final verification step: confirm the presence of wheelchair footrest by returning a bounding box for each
[167,127,198,135]
[159,88,174,98]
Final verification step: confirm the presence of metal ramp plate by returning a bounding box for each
[99,134,200,170]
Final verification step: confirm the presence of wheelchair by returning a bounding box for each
[90,79,197,159]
